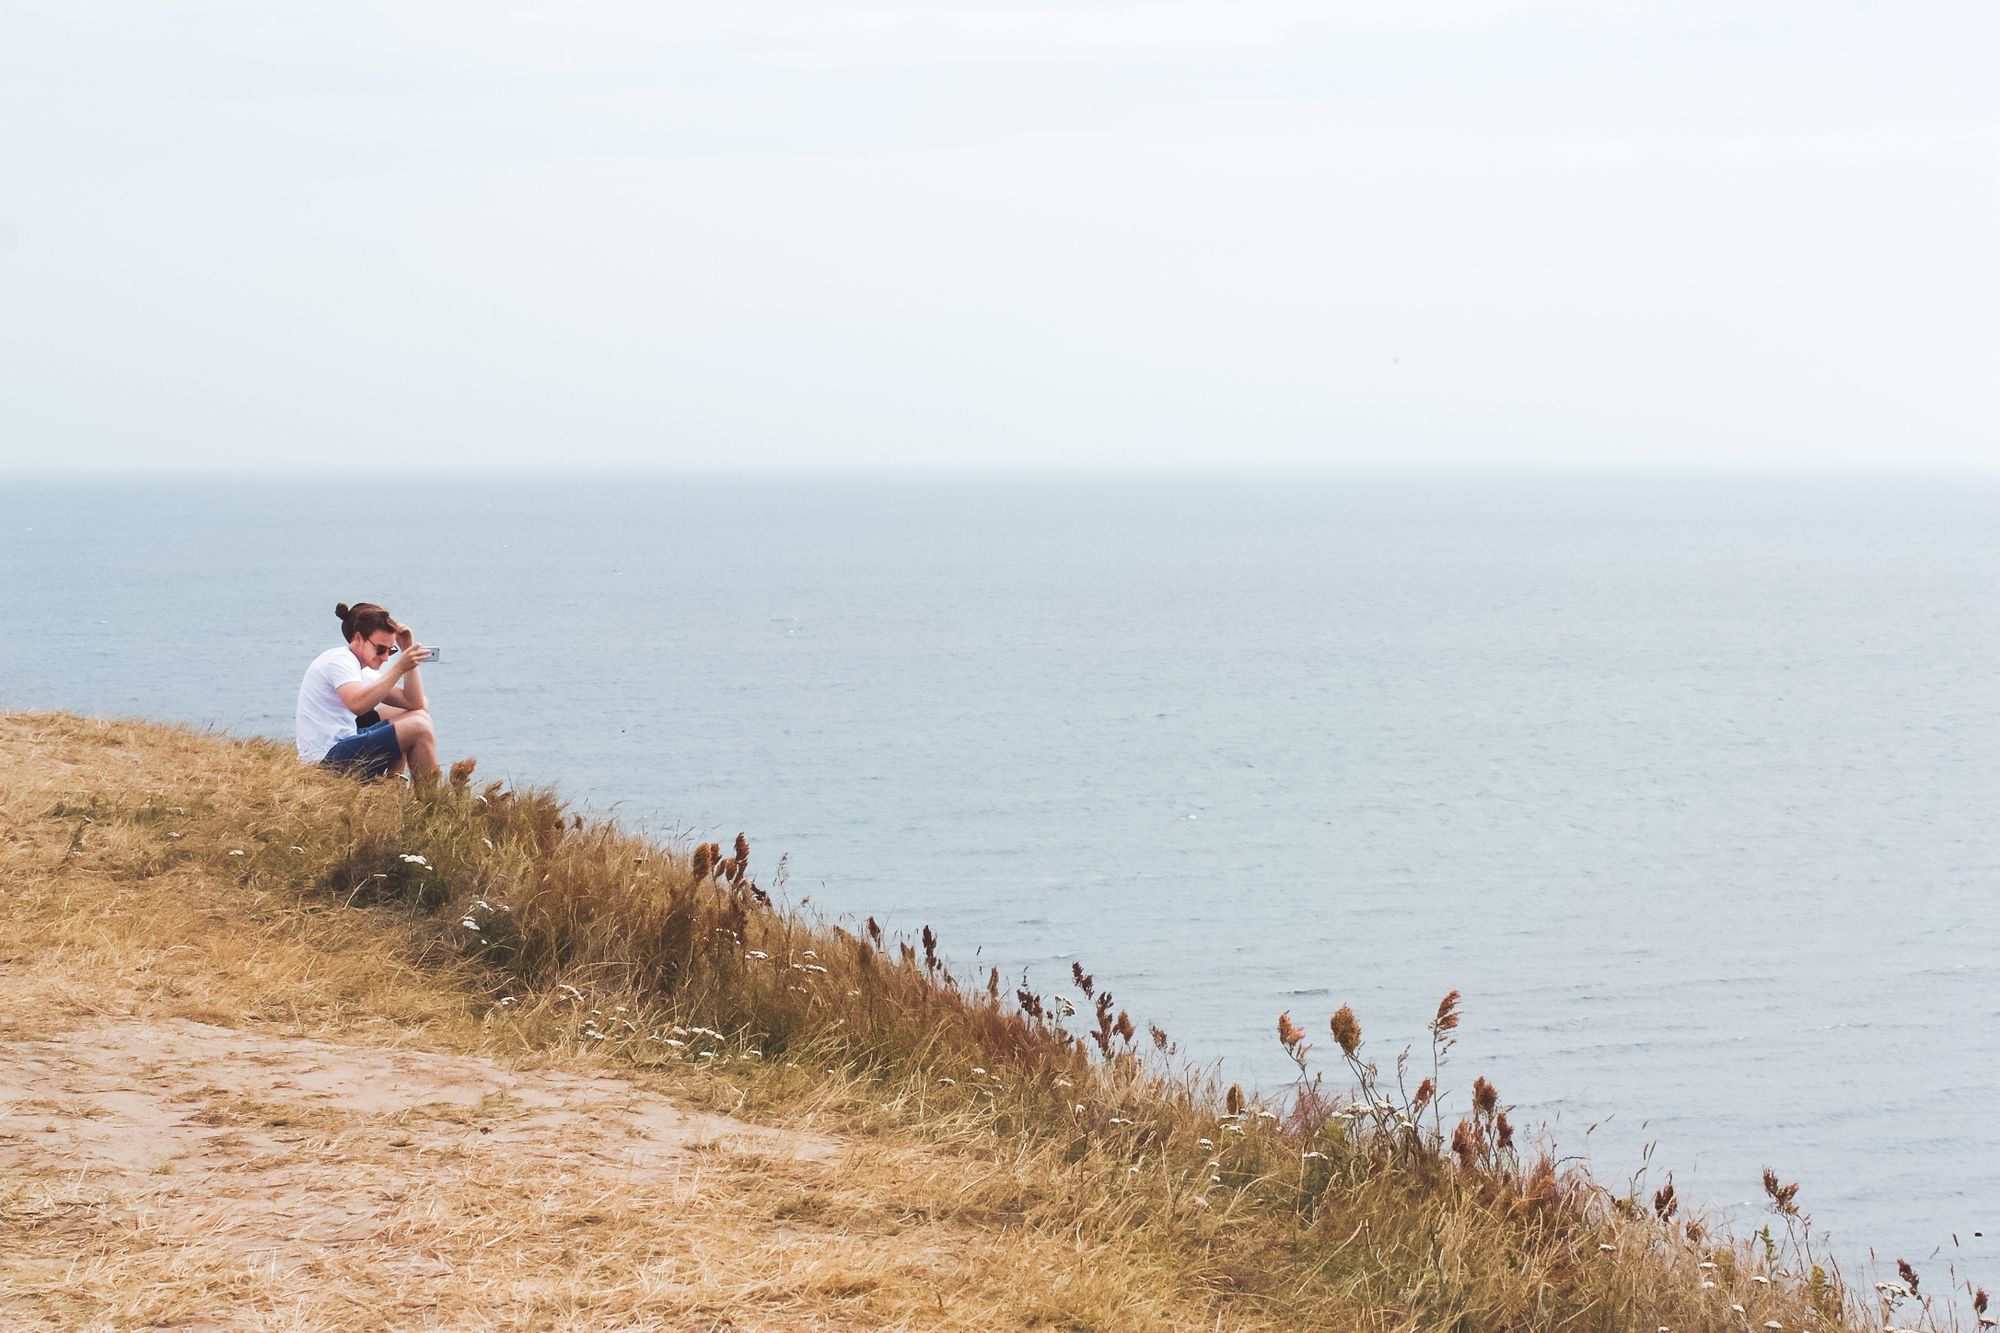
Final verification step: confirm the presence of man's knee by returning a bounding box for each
[394,712,435,742]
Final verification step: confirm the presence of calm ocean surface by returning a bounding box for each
[5,469,1995,1280]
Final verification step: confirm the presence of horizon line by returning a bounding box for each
[6,460,1999,478]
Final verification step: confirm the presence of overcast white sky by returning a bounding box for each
[1,1,1994,469]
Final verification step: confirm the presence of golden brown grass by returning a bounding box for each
[0,711,1974,1331]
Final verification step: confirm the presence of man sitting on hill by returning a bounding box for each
[295,601,439,781]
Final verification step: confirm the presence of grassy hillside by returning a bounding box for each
[0,712,1975,1331]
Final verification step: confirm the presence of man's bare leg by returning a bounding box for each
[391,710,440,781]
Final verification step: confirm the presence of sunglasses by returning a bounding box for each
[367,640,399,656]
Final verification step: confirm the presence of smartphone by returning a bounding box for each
[423,646,442,664]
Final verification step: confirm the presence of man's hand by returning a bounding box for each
[395,645,434,675]
[395,624,415,652]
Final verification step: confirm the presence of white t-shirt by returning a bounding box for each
[295,645,367,762]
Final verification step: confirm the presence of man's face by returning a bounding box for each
[353,631,398,670]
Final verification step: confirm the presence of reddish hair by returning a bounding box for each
[335,601,397,642]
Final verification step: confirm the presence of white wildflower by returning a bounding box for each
[1303,1151,1327,1160]
[1191,1195,1211,1209]
[1750,1275,1770,1286]
[1701,1281,1717,1290]
[289,845,304,853]
[399,853,429,866]
[745,950,770,960]
[1599,1244,1616,1252]
[970,1067,987,1076]
[937,1077,957,1086]
[481,837,493,849]
[1053,1077,1073,1088]
[1196,1137,1214,1148]
[168,832,183,839]
[1109,1117,1132,1126]
[229,849,245,856]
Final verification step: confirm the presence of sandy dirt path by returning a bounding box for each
[2,1015,843,1329]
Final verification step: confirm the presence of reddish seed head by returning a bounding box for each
[866,916,884,947]
[1896,1259,1919,1294]
[1277,1011,1306,1049]
[1226,1084,1245,1117]
[1652,1180,1677,1221]
[1412,1078,1434,1112]
[1071,961,1094,997]
[1433,989,1462,1034]
[1115,1010,1135,1042]
[1523,1154,1559,1209]
[1495,1111,1514,1150]
[1971,1287,1986,1316]
[1149,1023,1169,1051]
[1330,1005,1362,1056]
[1472,1076,1498,1115]
[1450,1118,1479,1168]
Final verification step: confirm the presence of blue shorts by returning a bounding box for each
[322,721,402,779]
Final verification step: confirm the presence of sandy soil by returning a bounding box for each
[0,1016,842,1329]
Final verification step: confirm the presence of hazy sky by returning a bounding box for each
[2,1,1994,470]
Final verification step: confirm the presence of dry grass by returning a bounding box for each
[0,711,1976,1331]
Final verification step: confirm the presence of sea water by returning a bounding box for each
[4,469,1994,1280]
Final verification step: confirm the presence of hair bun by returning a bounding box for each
[335,602,352,620]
